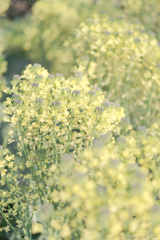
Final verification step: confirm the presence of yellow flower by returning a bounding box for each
[61,225,71,239]
[32,222,44,234]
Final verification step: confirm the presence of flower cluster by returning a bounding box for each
[66,14,160,126]
[3,64,124,161]
[31,130,160,239]
[0,147,44,238]
[2,122,160,239]
[0,63,125,237]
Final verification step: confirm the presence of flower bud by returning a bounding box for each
[12,75,21,80]
[72,90,81,95]
[56,73,63,77]
[52,100,61,106]
[75,71,83,78]
[33,63,41,68]
[95,106,104,113]
[35,99,43,104]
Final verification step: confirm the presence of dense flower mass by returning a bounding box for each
[2,119,160,239]
[31,130,160,239]
[66,14,160,126]
[0,63,125,238]
[3,64,124,161]
[1,1,160,240]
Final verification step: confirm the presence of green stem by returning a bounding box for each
[66,110,73,154]
[17,123,44,204]
[146,83,154,127]
[89,116,100,146]
[35,126,49,193]
[17,123,28,160]
[22,191,33,240]
[4,176,26,231]
[52,119,58,165]
[0,208,23,240]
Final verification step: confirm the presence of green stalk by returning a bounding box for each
[89,116,100,146]
[22,191,33,240]
[52,118,58,165]
[0,208,23,240]
[66,110,73,154]
[4,176,27,235]
[17,123,44,204]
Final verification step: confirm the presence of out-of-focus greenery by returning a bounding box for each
[4,0,118,76]
[0,0,11,16]
[0,9,8,148]
[0,79,6,101]
[3,0,160,79]
[66,15,160,126]
[117,0,160,40]
[0,25,7,88]
[35,152,159,240]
